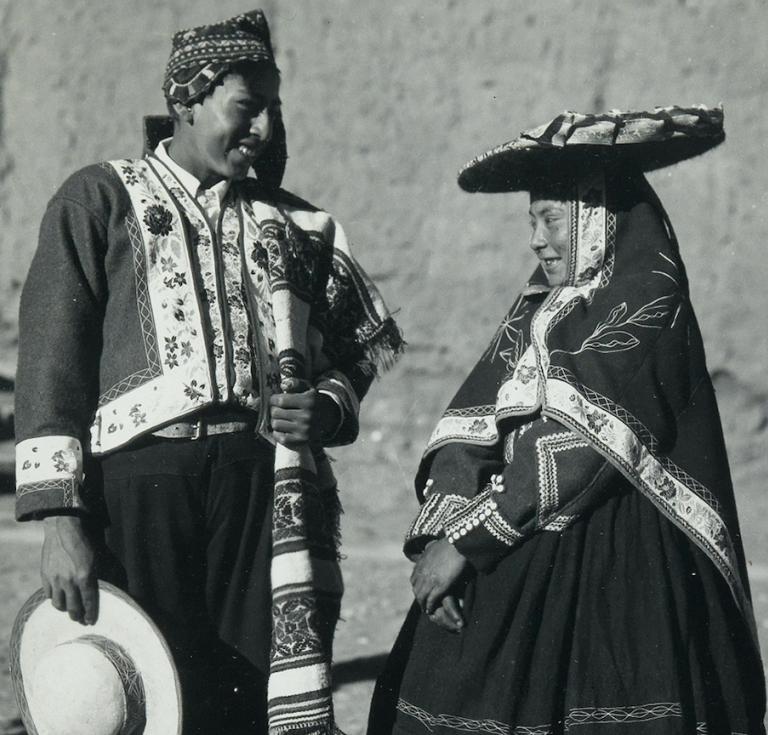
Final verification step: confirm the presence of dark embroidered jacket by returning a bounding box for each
[15,157,402,520]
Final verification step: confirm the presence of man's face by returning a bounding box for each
[187,64,280,185]
[528,196,570,286]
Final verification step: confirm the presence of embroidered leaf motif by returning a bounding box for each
[484,297,528,371]
[604,302,627,326]
[581,330,640,353]
[627,296,673,327]
[552,292,675,357]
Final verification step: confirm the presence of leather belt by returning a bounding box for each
[153,415,258,440]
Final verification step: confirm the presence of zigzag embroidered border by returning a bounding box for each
[396,698,744,735]
[535,431,589,527]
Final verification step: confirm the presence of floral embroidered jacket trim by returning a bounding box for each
[15,157,402,521]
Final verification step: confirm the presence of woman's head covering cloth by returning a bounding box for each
[419,107,759,652]
[159,9,287,191]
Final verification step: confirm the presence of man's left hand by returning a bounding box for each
[270,388,341,448]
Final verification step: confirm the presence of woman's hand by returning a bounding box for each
[427,594,465,633]
[410,537,468,621]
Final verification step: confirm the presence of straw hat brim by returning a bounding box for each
[10,581,182,735]
[458,105,725,193]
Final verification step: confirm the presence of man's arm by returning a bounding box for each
[16,181,108,623]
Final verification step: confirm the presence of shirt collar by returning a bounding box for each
[153,138,230,204]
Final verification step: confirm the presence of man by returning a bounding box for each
[14,10,402,734]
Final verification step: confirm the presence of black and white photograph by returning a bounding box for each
[0,2,765,733]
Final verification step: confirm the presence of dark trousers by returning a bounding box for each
[87,432,276,735]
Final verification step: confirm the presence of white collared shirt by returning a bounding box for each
[154,138,230,231]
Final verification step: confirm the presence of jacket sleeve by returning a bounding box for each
[15,192,107,521]
[446,417,619,571]
[313,216,401,447]
[403,441,503,559]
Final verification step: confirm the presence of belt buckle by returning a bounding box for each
[191,419,205,440]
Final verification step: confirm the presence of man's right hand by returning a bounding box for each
[41,516,98,625]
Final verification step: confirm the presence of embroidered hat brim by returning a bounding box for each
[458,105,725,193]
[10,581,182,735]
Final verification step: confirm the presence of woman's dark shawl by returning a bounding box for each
[417,171,759,649]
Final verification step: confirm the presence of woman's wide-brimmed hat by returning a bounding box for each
[458,104,724,193]
[10,582,181,735]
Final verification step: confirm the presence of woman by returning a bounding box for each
[369,106,765,735]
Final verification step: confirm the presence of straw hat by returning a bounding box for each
[458,104,725,193]
[10,582,181,735]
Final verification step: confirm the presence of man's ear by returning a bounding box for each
[171,101,194,124]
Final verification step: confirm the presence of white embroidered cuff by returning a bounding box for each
[16,436,86,518]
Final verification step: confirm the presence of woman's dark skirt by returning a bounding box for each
[369,483,766,735]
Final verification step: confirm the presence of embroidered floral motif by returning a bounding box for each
[128,404,147,426]
[586,410,609,434]
[143,204,174,236]
[517,364,537,384]
[468,418,489,434]
[251,240,269,272]
[120,166,139,186]
[51,450,71,473]
[160,256,177,273]
[576,265,599,282]
[183,380,206,402]
[712,526,728,553]
[234,346,251,364]
[164,335,179,369]
[162,271,187,289]
[658,475,677,500]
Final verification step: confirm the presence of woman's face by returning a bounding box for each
[528,196,570,286]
